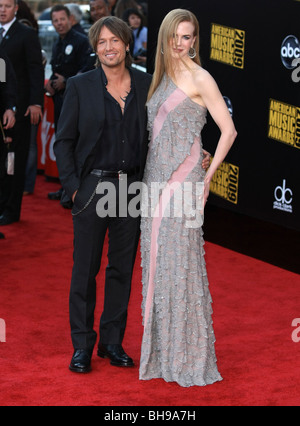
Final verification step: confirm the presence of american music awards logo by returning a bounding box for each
[210,23,245,69]
[273,179,293,214]
[268,99,300,150]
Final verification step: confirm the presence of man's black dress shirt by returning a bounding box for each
[92,67,140,172]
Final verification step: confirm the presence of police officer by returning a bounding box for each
[46,4,92,203]
[46,4,92,131]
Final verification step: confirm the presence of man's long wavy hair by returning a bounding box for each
[89,16,133,68]
[147,9,201,101]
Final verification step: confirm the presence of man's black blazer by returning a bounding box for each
[54,67,152,200]
[0,48,17,179]
[0,47,17,113]
[1,20,44,118]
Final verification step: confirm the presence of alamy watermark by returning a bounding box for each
[93,177,205,229]
[0,58,6,83]
[0,319,6,342]
[292,319,300,343]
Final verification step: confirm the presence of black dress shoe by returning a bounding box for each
[61,199,73,209]
[48,188,63,201]
[97,344,134,367]
[0,215,17,226]
[0,232,5,239]
[69,349,92,373]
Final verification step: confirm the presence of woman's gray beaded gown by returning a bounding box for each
[139,76,223,387]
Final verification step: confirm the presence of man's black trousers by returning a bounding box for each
[69,173,141,354]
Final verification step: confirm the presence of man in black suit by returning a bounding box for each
[0,47,17,239]
[0,0,44,225]
[54,16,152,374]
[0,48,17,132]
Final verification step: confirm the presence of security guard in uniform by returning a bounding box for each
[46,4,92,130]
[46,4,92,203]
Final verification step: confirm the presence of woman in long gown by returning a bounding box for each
[140,9,237,387]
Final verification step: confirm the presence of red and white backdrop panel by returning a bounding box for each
[37,94,59,178]
[147,0,300,231]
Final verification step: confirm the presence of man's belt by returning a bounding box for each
[90,168,140,179]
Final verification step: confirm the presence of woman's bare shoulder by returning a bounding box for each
[192,66,215,84]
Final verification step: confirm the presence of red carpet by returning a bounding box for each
[1,175,300,406]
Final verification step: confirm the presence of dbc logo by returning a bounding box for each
[281,35,300,69]
[273,179,293,213]
[274,179,293,204]
[0,319,6,342]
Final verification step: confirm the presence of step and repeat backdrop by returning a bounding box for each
[148,0,300,231]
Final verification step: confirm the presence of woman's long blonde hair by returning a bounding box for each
[148,9,201,101]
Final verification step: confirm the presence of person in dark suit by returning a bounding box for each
[46,4,93,205]
[0,0,44,225]
[46,5,93,132]
[0,47,17,239]
[54,16,152,374]
[0,48,17,131]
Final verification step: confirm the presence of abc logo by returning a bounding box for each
[281,35,300,69]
